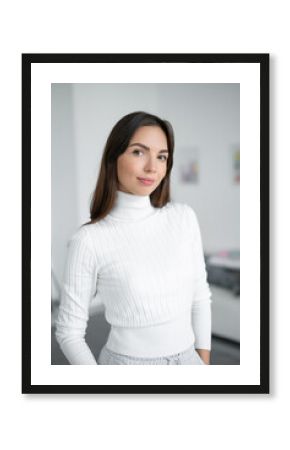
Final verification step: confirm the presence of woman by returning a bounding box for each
[55,111,212,365]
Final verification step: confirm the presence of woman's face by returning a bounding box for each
[117,126,169,196]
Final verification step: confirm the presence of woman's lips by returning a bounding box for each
[137,177,155,186]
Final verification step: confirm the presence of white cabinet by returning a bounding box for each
[210,285,240,342]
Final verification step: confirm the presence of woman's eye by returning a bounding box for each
[132,149,167,162]
[132,149,143,156]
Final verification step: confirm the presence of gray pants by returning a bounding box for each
[97,344,206,365]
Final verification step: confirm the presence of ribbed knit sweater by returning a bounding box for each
[55,190,212,364]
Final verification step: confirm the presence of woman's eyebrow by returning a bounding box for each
[128,142,169,153]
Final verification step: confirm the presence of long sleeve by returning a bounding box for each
[191,300,212,350]
[187,206,212,350]
[55,227,99,364]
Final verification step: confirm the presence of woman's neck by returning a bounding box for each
[108,189,156,222]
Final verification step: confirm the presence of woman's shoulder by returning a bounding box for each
[67,224,93,247]
[163,202,200,236]
[164,200,197,220]
[68,220,114,252]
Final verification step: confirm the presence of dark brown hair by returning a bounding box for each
[83,111,175,225]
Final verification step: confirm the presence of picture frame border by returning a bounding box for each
[22,53,269,394]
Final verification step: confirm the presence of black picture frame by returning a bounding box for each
[22,53,269,394]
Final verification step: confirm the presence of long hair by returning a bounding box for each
[83,111,175,225]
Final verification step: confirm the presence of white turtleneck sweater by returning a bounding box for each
[55,190,212,364]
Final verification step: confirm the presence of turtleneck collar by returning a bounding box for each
[108,190,156,222]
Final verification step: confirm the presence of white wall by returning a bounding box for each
[51,84,79,283]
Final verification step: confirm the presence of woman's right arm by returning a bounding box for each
[55,228,99,365]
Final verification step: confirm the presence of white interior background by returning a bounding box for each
[2,1,287,450]
[32,62,259,386]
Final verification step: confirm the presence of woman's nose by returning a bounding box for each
[144,156,157,171]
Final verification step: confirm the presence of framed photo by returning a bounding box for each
[22,53,269,394]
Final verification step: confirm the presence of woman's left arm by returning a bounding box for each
[187,206,212,365]
[195,348,211,365]
[191,300,212,364]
